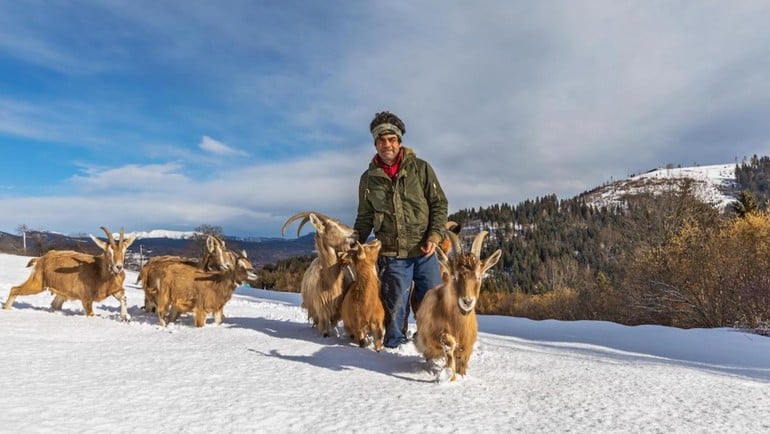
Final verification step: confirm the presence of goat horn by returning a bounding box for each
[100,226,116,247]
[119,227,125,244]
[446,230,462,256]
[446,221,460,233]
[281,212,310,237]
[281,211,331,237]
[471,231,489,257]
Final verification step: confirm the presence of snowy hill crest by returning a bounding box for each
[582,163,739,210]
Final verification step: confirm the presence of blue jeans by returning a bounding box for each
[378,254,442,348]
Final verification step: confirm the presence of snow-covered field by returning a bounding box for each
[1,252,769,433]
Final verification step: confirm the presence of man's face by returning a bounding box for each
[375,133,401,165]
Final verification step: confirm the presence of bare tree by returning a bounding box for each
[16,224,29,253]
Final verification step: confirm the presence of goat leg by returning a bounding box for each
[213,308,224,325]
[50,295,65,310]
[372,323,384,352]
[193,308,207,327]
[81,299,95,317]
[440,333,458,382]
[456,347,469,377]
[114,291,130,322]
[5,279,46,309]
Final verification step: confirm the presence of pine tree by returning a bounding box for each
[732,190,759,218]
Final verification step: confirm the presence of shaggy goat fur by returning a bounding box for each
[282,211,357,337]
[340,239,385,351]
[154,251,256,327]
[414,231,502,381]
[4,227,136,321]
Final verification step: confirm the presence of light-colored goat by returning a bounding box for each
[3,227,136,321]
[154,250,256,327]
[410,220,461,316]
[282,211,357,337]
[414,230,502,382]
[138,236,231,312]
[340,239,385,351]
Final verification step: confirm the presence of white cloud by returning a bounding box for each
[68,163,191,193]
[198,136,248,157]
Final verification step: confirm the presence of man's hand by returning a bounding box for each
[421,240,437,256]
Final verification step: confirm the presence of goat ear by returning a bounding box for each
[123,234,136,249]
[89,234,108,251]
[481,249,502,274]
[308,213,325,234]
[240,249,248,259]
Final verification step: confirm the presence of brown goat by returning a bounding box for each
[409,220,461,316]
[414,230,501,382]
[154,250,256,327]
[3,227,136,321]
[138,236,232,312]
[282,211,357,337]
[340,239,385,351]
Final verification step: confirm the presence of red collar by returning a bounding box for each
[373,149,403,179]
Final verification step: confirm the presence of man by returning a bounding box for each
[354,111,449,348]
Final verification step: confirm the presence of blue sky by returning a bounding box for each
[1,1,770,237]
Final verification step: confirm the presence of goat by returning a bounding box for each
[340,239,385,351]
[3,227,136,321]
[414,230,502,382]
[282,211,357,337]
[409,220,462,316]
[138,235,231,312]
[154,250,256,327]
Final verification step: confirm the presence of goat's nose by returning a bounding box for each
[115,264,123,272]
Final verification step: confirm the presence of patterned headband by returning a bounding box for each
[371,123,403,141]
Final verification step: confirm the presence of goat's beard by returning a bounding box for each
[458,298,476,314]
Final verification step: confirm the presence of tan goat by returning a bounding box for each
[154,250,256,327]
[414,230,502,382]
[410,220,461,316]
[282,211,357,337]
[340,239,385,351]
[138,235,232,312]
[3,227,136,321]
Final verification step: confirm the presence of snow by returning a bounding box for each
[124,229,199,240]
[1,252,769,433]
[591,163,737,210]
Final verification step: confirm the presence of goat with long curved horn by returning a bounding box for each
[281,210,358,337]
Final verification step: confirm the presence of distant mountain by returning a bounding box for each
[1,163,743,267]
[0,230,316,269]
[122,229,286,243]
[579,163,739,210]
[125,229,198,240]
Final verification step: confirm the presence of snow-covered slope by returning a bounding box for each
[584,163,738,210]
[125,229,199,240]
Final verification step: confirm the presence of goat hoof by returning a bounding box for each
[437,367,453,384]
